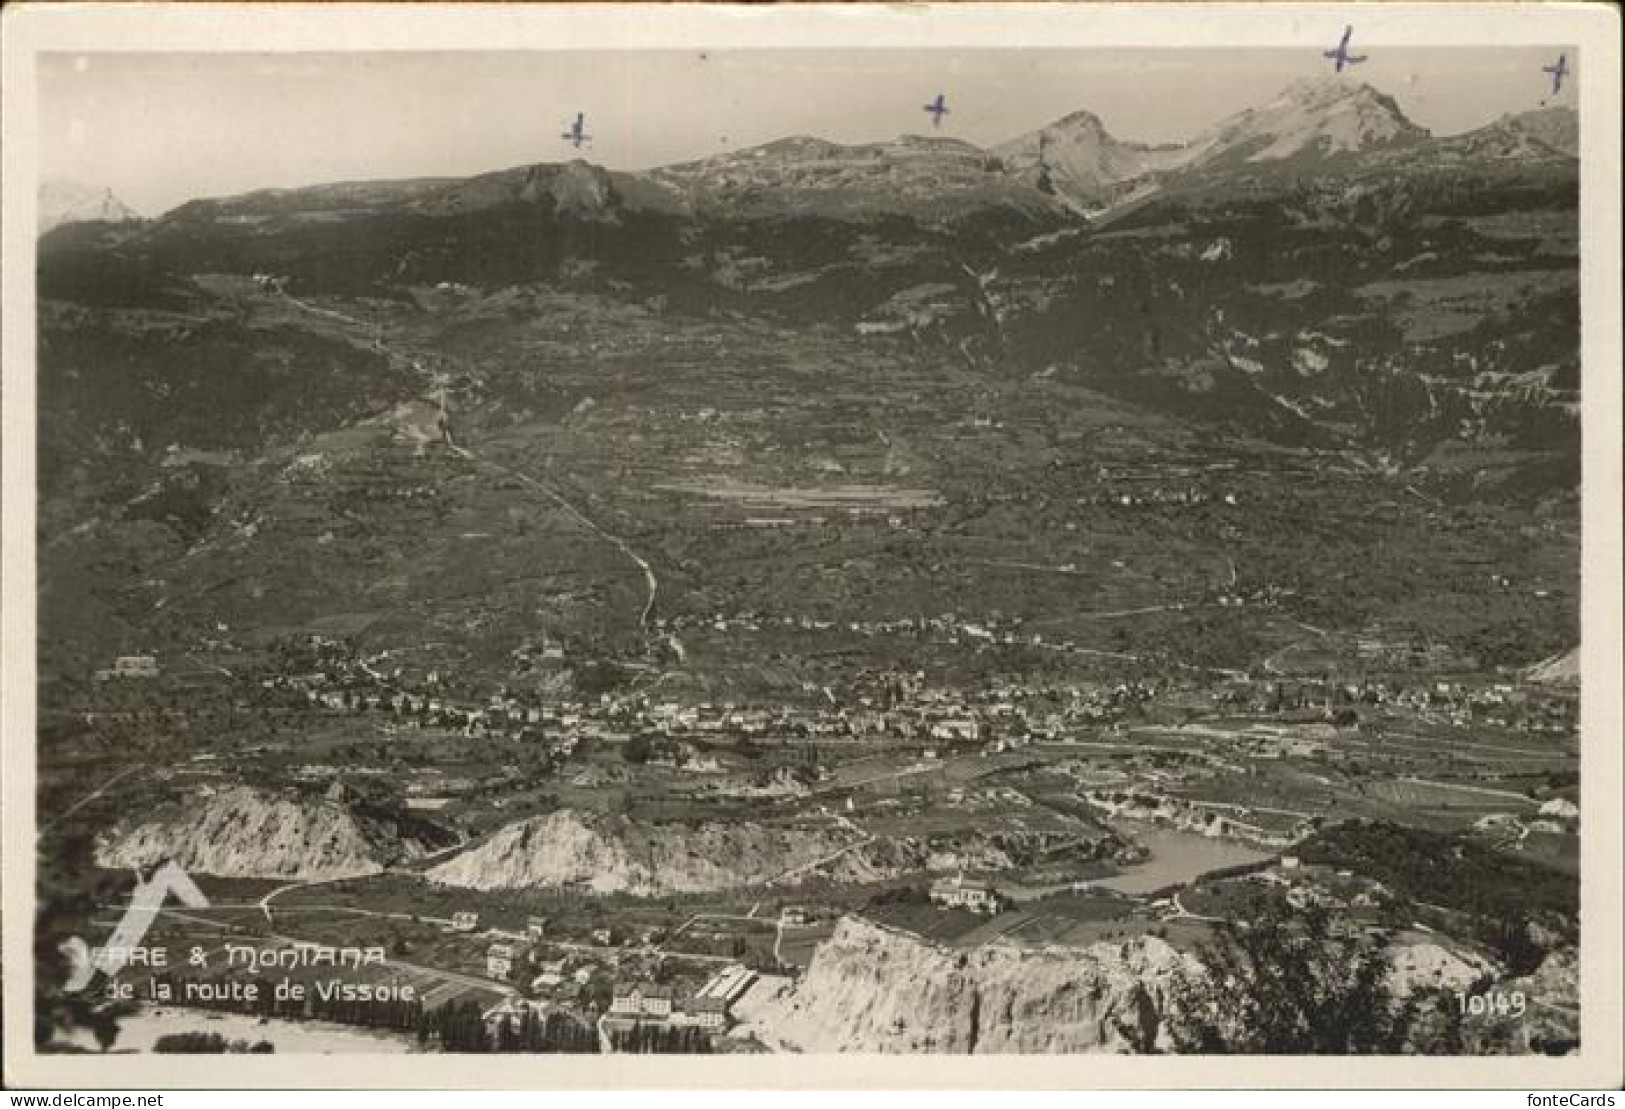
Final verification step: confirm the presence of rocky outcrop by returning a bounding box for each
[1385,941,1496,996]
[995,110,1192,209]
[753,916,1195,1053]
[95,785,417,880]
[427,809,854,895]
[748,917,1510,1054]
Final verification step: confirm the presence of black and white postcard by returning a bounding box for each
[3,1,1620,1090]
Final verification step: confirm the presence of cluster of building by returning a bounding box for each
[928,873,1005,914]
[1215,675,1577,735]
[95,654,161,681]
[608,964,756,1032]
[1081,485,1241,510]
[256,630,1174,761]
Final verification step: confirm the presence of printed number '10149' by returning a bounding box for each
[1456,990,1528,1018]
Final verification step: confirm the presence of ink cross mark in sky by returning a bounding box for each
[923,94,950,129]
[1542,54,1569,97]
[1324,26,1368,74]
[561,112,591,150]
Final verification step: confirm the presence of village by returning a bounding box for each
[76,618,1580,1056]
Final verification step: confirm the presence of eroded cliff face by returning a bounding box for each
[427,809,855,895]
[95,785,415,880]
[1384,940,1496,996]
[750,916,1566,1056]
[754,916,1195,1053]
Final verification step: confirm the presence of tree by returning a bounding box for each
[1165,897,1428,1053]
[91,1011,125,1053]
[622,734,652,764]
[1484,913,1544,978]
[153,1032,229,1053]
[34,829,133,1053]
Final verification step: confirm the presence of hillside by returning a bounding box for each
[744,915,1193,1053]
[427,809,856,895]
[743,914,1506,1054]
[94,785,436,880]
[32,74,1581,692]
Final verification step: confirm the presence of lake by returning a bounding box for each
[1092,822,1272,895]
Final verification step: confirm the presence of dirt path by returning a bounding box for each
[43,765,144,833]
[763,832,875,888]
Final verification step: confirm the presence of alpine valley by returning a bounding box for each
[36,75,1581,1057]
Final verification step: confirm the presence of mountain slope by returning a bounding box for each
[1184,77,1429,172]
[94,785,436,880]
[1435,107,1578,161]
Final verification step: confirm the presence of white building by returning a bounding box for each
[96,655,160,681]
[676,996,728,1031]
[486,943,516,981]
[929,718,979,742]
[930,874,1002,914]
[609,982,673,1019]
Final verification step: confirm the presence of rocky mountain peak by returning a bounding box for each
[39,177,141,233]
[1188,75,1429,168]
[1046,109,1112,139]
[1274,75,1390,108]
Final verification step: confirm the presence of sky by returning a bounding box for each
[38,47,1577,217]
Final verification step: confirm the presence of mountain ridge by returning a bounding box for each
[88,81,1575,229]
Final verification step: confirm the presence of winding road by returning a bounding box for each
[43,765,145,833]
